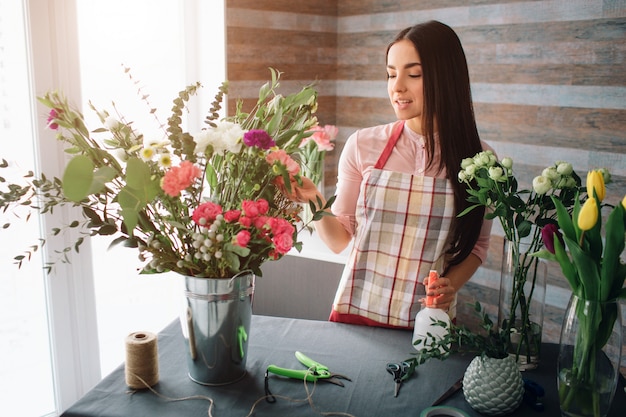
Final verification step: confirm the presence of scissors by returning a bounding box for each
[386,361,414,397]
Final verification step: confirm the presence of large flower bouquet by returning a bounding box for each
[1,69,331,278]
[457,150,582,364]
[533,171,625,417]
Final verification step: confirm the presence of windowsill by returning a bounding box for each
[291,230,350,264]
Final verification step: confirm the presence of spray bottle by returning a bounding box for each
[412,270,451,352]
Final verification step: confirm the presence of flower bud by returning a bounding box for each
[586,170,605,202]
[532,175,551,195]
[488,166,505,182]
[500,157,513,170]
[622,195,626,211]
[541,223,564,254]
[556,162,573,176]
[578,197,598,231]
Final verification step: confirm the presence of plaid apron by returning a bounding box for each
[332,121,455,328]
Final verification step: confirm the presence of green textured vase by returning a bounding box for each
[463,355,524,416]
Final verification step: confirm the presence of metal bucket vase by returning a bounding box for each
[180,272,255,385]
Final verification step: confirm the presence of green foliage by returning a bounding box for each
[412,301,510,365]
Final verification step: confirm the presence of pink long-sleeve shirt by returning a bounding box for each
[331,122,492,263]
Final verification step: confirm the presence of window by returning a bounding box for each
[0,1,224,414]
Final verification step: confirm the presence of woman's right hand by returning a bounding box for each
[278,176,324,208]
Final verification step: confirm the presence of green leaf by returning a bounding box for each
[601,204,626,300]
[564,234,600,300]
[87,166,117,195]
[62,155,94,202]
[552,195,576,242]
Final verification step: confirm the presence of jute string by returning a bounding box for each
[126,367,356,417]
[125,331,159,389]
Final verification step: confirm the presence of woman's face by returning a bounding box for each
[386,39,424,134]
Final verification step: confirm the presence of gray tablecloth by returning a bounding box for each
[62,315,626,417]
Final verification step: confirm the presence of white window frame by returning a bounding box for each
[23,0,225,412]
[26,0,101,411]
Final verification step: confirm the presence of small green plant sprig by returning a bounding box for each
[411,302,510,366]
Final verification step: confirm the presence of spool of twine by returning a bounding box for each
[125,331,159,389]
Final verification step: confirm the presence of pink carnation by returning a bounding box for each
[301,125,337,151]
[162,161,201,197]
[235,230,251,247]
[266,150,300,176]
[192,201,223,225]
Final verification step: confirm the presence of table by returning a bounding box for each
[62,315,626,417]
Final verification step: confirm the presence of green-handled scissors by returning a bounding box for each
[266,351,351,386]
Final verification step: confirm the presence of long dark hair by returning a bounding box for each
[386,20,485,269]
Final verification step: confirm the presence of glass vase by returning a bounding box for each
[557,294,622,417]
[498,239,547,370]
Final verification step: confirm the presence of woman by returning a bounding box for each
[286,20,492,329]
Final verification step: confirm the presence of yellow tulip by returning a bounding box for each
[586,170,605,202]
[578,197,598,231]
[622,195,626,210]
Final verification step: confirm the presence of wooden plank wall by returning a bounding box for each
[226,0,626,367]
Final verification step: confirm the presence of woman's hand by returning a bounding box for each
[422,274,456,311]
[277,176,323,208]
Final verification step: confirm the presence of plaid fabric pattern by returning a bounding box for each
[333,169,455,328]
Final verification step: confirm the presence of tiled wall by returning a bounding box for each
[226,0,626,364]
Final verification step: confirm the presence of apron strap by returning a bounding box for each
[374,120,405,169]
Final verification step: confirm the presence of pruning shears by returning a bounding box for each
[265,351,351,402]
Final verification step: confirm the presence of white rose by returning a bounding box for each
[542,166,559,181]
[556,162,573,176]
[500,157,513,170]
[461,157,474,169]
[488,166,505,182]
[532,175,552,195]
[458,170,468,182]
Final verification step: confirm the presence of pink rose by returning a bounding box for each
[267,217,294,236]
[235,230,251,247]
[256,198,269,215]
[239,216,252,228]
[241,200,259,218]
[272,233,293,255]
[254,216,269,229]
[192,201,223,225]
[224,210,241,223]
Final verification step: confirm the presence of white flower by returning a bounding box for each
[488,166,505,182]
[542,166,559,181]
[104,116,120,130]
[194,121,245,155]
[556,162,573,176]
[458,170,468,183]
[461,157,474,169]
[465,164,477,177]
[473,151,492,167]
[532,175,552,195]
[500,157,513,170]
[140,146,155,161]
[158,153,172,168]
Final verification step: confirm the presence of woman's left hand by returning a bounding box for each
[423,274,456,311]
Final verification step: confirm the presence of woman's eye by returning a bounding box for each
[410,74,422,78]
[387,74,396,79]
